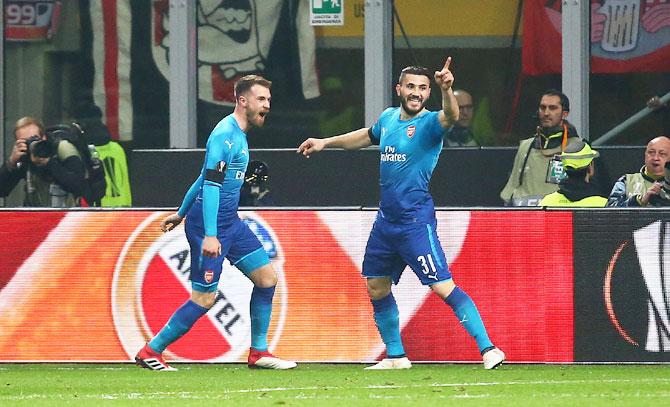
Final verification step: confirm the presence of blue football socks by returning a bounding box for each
[250,285,275,351]
[148,299,208,353]
[444,286,493,353]
[371,293,405,358]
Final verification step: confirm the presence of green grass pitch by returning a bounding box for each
[1,363,669,406]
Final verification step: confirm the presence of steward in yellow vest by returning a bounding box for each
[606,136,670,207]
[539,140,607,207]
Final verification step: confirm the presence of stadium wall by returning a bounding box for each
[0,209,668,363]
[128,146,644,207]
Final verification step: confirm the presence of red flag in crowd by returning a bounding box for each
[523,0,670,74]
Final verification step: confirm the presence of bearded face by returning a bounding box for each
[538,95,567,129]
[397,73,431,116]
[243,84,271,128]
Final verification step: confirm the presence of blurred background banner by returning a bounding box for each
[574,212,670,362]
[0,209,574,363]
[523,0,670,75]
[89,0,131,141]
[315,0,520,39]
[89,0,320,142]
[4,209,669,363]
[4,0,63,42]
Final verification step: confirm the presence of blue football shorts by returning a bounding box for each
[185,211,270,293]
[362,217,452,285]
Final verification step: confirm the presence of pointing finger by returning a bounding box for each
[443,57,452,71]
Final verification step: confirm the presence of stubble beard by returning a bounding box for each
[401,97,425,116]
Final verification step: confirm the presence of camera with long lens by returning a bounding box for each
[18,135,55,167]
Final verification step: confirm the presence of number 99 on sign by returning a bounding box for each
[5,2,47,26]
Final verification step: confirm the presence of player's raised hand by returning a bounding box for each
[434,57,454,91]
[297,137,326,158]
[161,213,183,232]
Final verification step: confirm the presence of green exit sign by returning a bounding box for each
[310,0,344,26]
[312,0,342,14]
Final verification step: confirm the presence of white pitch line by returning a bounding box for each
[4,392,670,402]
[53,366,131,371]
[2,377,670,401]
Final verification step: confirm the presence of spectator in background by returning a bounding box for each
[539,139,607,207]
[239,160,275,206]
[444,89,478,147]
[500,89,582,206]
[607,136,670,207]
[0,116,87,207]
[75,104,132,207]
[444,89,496,147]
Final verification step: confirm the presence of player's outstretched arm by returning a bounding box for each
[434,57,459,128]
[161,212,184,232]
[297,128,372,158]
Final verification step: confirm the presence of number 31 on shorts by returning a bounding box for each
[417,254,438,280]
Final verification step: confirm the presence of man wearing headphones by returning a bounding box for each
[500,90,582,206]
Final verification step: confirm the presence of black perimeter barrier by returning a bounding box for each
[130,146,645,207]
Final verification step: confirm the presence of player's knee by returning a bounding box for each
[366,278,392,300]
[249,265,278,288]
[255,274,277,288]
[430,279,456,300]
[191,291,217,309]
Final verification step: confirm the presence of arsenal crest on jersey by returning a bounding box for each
[204,270,214,283]
[406,125,416,138]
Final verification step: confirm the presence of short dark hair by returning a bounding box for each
[234,75,272,100]
[541,89,570,112]
[398,66,431,84]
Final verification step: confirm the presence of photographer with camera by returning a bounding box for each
[0,116,87,207]
[607,136,670,207]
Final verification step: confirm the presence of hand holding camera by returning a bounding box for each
[15,135,54,169]
[9,138,28,169]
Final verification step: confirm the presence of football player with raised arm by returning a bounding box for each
[135,75,296,371]
[298,59,505,369]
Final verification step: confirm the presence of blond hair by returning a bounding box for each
[14,116,45,138]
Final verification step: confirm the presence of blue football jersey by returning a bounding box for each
[177,114,249,235]
[369,107,444,223]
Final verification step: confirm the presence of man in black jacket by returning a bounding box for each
[0,117,87,207]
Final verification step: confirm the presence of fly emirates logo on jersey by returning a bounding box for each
[112,212,287,362]
[380,145,407,162]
